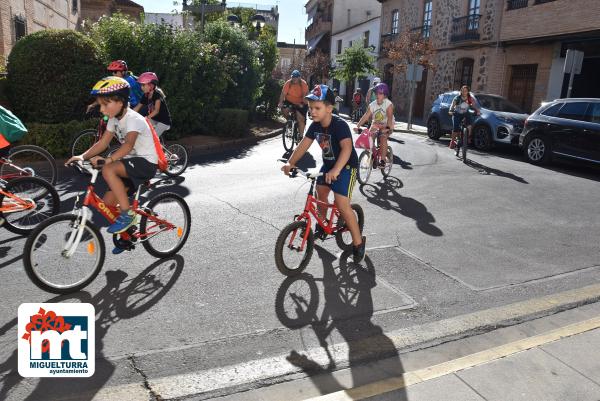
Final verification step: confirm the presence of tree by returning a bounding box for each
[303,49,331,85]
[332,43,378,85]
[383,30,436,74]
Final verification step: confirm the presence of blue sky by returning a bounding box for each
[134,0,306,44]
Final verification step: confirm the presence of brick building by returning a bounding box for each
[377,0,600,119]
[276,41,306,78]
[78,0,143,28]
[0,0,80,60]
[305,0,333,86]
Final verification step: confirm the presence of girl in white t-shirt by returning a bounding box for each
[66,76,159,242]
[354,83,395,167]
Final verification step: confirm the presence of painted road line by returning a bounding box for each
[94,283,600,400]
[305,316,600,401]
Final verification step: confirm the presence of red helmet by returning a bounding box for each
[138,72,159,85]
[107,60,128,72]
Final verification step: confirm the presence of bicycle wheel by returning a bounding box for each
[282,120,295,152]
[275,220,314,276]
[382,146,393,178]
[71,129,98,157]
[164,143,189,177]
[23,214,106,294]
[0,145,58,185]
[462,128,468,163]
[357,150,372,185]
[335,204,365,251]
[0,177,60,235]
[140,192,191,258]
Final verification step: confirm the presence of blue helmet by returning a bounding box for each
[291,70,301,78]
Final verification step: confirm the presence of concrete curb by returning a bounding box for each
[185,127,283,157]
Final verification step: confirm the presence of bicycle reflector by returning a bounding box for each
[177,227,183,237]
[87,242,96,255]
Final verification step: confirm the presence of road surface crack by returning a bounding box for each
[209,195,280,231]
[128,355,163,401]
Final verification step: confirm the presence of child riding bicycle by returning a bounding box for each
[66,76,160,247]
[449,85,480,149]
[354,83,395,167]
[134,72,172,137]
[281,84,366,263]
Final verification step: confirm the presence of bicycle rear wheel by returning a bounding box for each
[462,128,468,163]
[140,192,191,258]
[275,220,314,276]
[23,214,105,294]
[334,204,364,250]
[0,145,57,185]
[382,146,393,178]
[283,120,295,152]
[0,177,60,235]
[357,150,372,185]
[164,143,189,177]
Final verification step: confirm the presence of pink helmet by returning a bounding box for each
[138,72,159,85]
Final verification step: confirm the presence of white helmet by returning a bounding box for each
[373,77,381,84]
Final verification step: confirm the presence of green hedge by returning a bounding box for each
[17,120,97,158]
[7,30,104,124]
[212,109,249,138]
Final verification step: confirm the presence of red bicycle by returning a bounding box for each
[23,160,191,294]
[274,167,364,276]
[0,145,58,185]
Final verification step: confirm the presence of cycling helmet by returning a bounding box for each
[374,82,389,96]
[373,77,381,84]
[90,76,130,102]
[107,60,128,72]
[291,70,301,78]
[138,72,159,85]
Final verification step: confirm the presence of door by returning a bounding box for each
[413,69,428,119]
[551,101,590,159]
[508,64,537,113]
[582,102,600,162]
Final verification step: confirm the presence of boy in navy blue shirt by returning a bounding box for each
[282,84,366,262]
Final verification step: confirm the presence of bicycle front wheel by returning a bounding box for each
[140,192,191,258]
[357,151,373,185]
[1,145,58,185]
[282,121,295,152]
[0,177,60,235]
[23,214,106,294]
[164,143,189,177]
[275,220,314,276]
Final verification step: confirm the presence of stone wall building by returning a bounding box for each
[79,0,143,28]
[305,0,333,86]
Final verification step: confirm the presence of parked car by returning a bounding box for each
[427,91,529,150]
[519,98,600,165]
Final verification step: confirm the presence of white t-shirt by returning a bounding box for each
[107,108,158,164]
[369,98,394,128]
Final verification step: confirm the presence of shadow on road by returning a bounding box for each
[275,246,407,399]
[465,159,529,184]
[0,236,22,270]
[359,179,443,237]
[0,255,184,401]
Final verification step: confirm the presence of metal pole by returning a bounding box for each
[201,2,206,33]
[407,65,416,130]
[566,52,575,98]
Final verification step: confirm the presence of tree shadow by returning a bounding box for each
[275,246,407,399]
[359,180,443,237]
[0,256,184,401]
[465,159,529,184]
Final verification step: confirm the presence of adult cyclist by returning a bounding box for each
[278,70,309,137]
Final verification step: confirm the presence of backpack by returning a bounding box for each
[0,106,27,143]
[145,118,168,172]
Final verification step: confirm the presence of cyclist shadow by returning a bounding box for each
[0,256,184,401]
[465,159,529,184]
[0,236,22,270]
[359,180,443,237]
[281,151,317,171]
[393,154,413,170]
[276,246,407,399]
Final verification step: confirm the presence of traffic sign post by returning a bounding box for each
[406,64,424,130]
[563,49,584,98]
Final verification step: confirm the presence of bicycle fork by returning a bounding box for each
[62,206,91,258]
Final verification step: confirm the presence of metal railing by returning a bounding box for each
[507,0,528,9]
[450,14,481,42]
[411,24,432,38]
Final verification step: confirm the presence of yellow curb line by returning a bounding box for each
[305,315,600,401]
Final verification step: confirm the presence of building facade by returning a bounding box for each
[0,0,80,60]
[276,41,306,78]
[79,0,143,28]
[329,0,381,104]
[305,0,333,85]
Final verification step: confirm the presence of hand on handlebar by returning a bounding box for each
[65,155,84,167]
[281,163,296,176]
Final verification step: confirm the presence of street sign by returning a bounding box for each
[563,49,584,75]
[406,64,424,82]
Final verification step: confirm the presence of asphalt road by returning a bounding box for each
[1,122,600,400]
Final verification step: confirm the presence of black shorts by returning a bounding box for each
[284,102,308,117]
[95,157,157,197]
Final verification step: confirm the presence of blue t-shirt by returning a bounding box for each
[305,115,359,170]
[124,74,142,107]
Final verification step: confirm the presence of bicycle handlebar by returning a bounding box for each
[69,159,103,174]
[277,159,323,179]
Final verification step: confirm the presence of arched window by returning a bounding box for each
[391,10,399,34]
[453,58,474,89]
[384,63,394,100]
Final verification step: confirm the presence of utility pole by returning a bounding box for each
[182,0,228,33]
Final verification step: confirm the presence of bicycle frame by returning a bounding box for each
[0,158,34,181]
[0,182,35,214]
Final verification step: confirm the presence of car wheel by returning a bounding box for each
[524,134,551,165]
[427,117,442,140]
[473,125,493,151]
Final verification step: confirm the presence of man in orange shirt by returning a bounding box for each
[278,70,309,136]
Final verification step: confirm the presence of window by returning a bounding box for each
[349,40,353,47]
[442,94,454,104]
[468,0,481,16]
[423,1,432,38]
[391,10,399,34]
[557,102,589,122]
[468,0,480,31]
[14,15,26,42]
[453,58,474,88]
[337,39,342,54]
[498,99,524,113]
[363,31,370,48]
[72,0,78,13]
[587,103,600,124]
[477,95,495,110]
[541,103,562,117]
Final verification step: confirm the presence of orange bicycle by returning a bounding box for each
[0,176,59,235]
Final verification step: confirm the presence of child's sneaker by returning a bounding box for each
[112,246,126,255]
[352,236,366,263]
[107,210,135,234]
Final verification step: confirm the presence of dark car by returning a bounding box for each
[519,98,600,165]
[427,91,529,150]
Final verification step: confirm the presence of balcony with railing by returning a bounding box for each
[305,15,332,39]
[411,24,432,39]
[506,0,528,10]
[450,14,481,43]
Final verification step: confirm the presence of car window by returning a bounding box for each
[476,95,494,109]
[497,99,524,113]
[541,103,562,117]
[586,102,600,124]
[557,102,589,121]
[442,94,453,104]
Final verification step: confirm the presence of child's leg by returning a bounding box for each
[102,162,130,212]
[379,134,389,163]
[334,193,362,246]
[316,184,331,221]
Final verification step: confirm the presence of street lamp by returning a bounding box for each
[227,14,241,28]
[250,14,266,31]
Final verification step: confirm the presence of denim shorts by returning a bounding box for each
[452,112,472,131]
